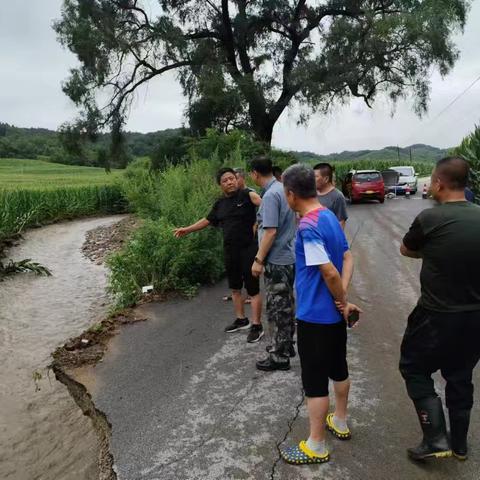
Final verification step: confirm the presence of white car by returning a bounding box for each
[389,166,418,194]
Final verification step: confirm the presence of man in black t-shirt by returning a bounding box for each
[399,157,480,462]
[174,168,264,343]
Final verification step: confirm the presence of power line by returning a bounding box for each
[431,74,480,122]
[403,73,480,146]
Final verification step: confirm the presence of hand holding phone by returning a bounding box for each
[347,310,360,328]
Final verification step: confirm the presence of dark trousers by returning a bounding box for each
[399,306,480,411]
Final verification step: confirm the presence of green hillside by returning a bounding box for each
[0,123,183,162]
[293,143,449,164]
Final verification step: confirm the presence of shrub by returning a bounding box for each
[453,125,480,203]
[109,156,224,307]
[190,129,264,162]
[108,219,223,306]
[122,157,221,222]
[150,134,190,171]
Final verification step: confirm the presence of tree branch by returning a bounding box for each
[114,0,151,28]
[185,29,222,40]
[220,0,241,77]
[236,0,254,74]
[104,60,190,126]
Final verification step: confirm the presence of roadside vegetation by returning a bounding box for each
[108,158,224,307]
[454,125,480,202]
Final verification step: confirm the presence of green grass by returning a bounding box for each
[0,158,121,190]
[0,158,127,243]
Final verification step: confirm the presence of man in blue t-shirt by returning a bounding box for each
[278,164,361,466]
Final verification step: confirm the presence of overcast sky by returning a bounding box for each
[1,1,479,154]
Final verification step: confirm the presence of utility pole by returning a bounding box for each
[410,147,413,163]
[397,145,400,162]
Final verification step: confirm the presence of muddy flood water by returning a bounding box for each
[0,216,124,480]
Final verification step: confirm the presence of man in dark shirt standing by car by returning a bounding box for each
[314,163,348,228]
[174,168,264,343]
[400,157,480,461]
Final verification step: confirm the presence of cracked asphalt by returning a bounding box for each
[83,196,480,480]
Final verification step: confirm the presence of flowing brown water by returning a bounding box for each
[0,216,124,480]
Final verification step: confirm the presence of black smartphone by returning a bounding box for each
[347,310,360,328]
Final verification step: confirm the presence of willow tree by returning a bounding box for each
[55,0,469,145]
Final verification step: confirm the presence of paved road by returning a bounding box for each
[84,196,480,480]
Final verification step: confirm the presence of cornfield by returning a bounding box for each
[0,158,127,243]
[0,185,127,242]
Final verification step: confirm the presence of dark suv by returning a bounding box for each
[342,170,385,204]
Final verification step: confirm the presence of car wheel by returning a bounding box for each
[379,196,385,204]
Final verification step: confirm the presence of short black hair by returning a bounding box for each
[313,162,334,183]
[272,165,283,178]
[435,156,470,190]
[216,167,236,185]
[283,164,317,199]
[249,155,273,176]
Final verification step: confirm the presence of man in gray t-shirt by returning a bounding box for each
[250,156,296,371]
[314,163,348,229]
[257,179,296,264]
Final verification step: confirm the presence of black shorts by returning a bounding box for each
[224,243,260,296]
[297,319,349,397]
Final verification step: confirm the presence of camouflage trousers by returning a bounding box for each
[264,263,295,358]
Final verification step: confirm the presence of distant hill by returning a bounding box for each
[292,143,450,164]
[1,122,448,166]
[0,123,183,160]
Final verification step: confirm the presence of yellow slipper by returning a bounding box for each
[280,440,330,465]
[326,413,351,440]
